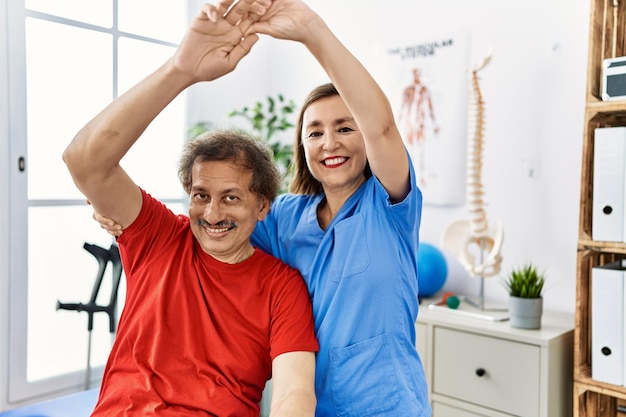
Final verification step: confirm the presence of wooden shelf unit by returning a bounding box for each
[575,0,626,415]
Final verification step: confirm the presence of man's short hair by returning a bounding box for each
[179,129,280,204]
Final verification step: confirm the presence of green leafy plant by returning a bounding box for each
[502,263,546,298]
[228,94,297,193]
[188,121,216,140]
[189,94,297,194]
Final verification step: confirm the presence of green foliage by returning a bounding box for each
[502,263,546,298]
[187,121,216,139]
[189,94,297,194]
[228,94,297,144]
[229,95,296,194]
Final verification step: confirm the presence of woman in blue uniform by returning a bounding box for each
[249,2,430,416]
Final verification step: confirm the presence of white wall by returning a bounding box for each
[190,0,590,314]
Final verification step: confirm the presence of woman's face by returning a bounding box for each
[301,95,367,194]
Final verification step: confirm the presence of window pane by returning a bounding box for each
[118,0,185,43]
[118,37,185,199]
[25,18,113,200]
[27,201,184,382]
[27,206,122,381]
[25,0,112,28]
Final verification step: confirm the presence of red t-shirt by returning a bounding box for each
[91,190,318,417]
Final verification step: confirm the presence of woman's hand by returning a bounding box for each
[249,0,320,44]
[92,208,124,237]
[172,0,272,83]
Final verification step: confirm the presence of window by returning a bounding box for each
[7,0,187,403]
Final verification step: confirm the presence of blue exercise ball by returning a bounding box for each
[417,243,448,298]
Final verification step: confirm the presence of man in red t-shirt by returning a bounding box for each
[62,1,318,416]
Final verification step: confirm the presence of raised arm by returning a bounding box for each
[251,0,410,201]
[63,0,271,227]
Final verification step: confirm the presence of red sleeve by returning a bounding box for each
[269,266,319,360]
[117,189,188,275]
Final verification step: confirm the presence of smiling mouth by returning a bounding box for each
[323,157,347,167]
[207,225,233,233]
[197,219,237,234]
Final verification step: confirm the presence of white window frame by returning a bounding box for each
[2,0,189,405]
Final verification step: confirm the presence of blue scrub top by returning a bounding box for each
[252,161,431,417]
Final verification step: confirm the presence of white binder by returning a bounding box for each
[592,261,625,385]
[592,127,626,242]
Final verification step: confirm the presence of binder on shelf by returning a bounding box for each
[592,127,626,242]
[591,260,626,386]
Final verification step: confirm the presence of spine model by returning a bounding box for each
[441,52,503,278]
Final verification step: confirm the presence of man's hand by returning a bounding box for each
[173,0,272,82]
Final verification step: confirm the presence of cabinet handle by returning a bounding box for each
[475,368,486,377]
[601,346,612,356]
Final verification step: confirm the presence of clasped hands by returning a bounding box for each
[172,0,273,82]
[203,0,271,34]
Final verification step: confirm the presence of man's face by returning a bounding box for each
[188,160,268,264]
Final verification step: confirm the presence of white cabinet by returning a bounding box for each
[416,303,574,417]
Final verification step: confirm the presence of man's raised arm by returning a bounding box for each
[63,0,270,228]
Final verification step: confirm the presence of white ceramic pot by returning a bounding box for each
[509,296,543,329]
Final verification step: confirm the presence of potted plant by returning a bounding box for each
[502,263,546,329]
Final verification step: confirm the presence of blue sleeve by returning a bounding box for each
[251,216,273,254]
[251,196,284,258]
[371,151,422,235]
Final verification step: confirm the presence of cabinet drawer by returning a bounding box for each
[433,326,540,416]
[433,401,488,417]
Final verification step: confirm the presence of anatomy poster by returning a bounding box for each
[382,32,469,206]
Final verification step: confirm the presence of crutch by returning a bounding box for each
[56,242,123,390]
